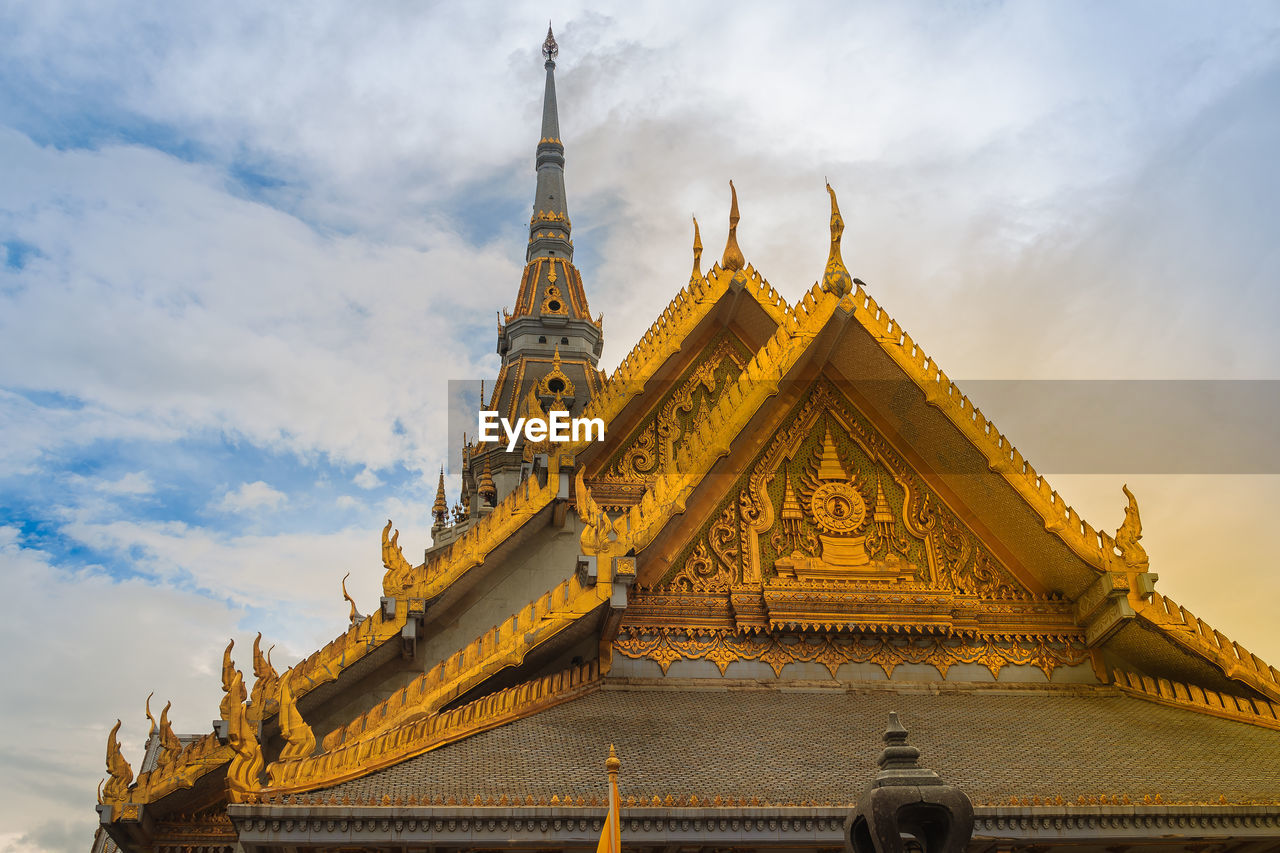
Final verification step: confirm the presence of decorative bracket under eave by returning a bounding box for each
[1074,569,1159,646]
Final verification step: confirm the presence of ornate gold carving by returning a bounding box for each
[247,632,278,723]
[821,183,852,297]
[1115,484,1150,571]
[614,628,1088,680]
[381,518,418,596]
[341,572,364,626]
[269,669,316,784]
[432,469,448,526]
[217,639,244,721]
[720,181,745,271]
[535,346,575,405]
[690,215,703,285]
[659,381,1023,598]
[101,719,133,805]
[224,667,264,803]
[601,334,748,485]
[261,659,601,794]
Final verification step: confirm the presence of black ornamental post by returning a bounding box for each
[846,712,974,853]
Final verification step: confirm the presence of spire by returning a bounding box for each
[721,181,745,271]
[821,183,852,296]
[529,24,572,262]
[690,216,703,284]
[432,467,448,526]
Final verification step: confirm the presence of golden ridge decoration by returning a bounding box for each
[614,628,1088,680]
[269,668,316,784]
[101,719,133,805]
[321,569,612,753]
[720,181,745,271]
[224,668,264,803]
[155,701,181,771]
[217,639,244,721]
[247,632,279,723]
[821,183,853,296]
[341,572,364,626]
[1109,665,1280,731]
[600,334,749,485]
[260,659,602,794]
[381,519,418,596]
[839,277,1125,572]
[1140,591,1280,703]
[1114,484,1150,571]
[690,215,703,284]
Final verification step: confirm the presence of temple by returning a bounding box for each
[94,28,1280,853]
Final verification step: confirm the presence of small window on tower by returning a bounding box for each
[548,378,565,394]
[538,336,547,343]
[548,300,561,312]
[560,337,569,345]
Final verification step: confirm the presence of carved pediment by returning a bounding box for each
[649,382,1045,633]
[588,332,752,507]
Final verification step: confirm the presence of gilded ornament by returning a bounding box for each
[217,639,244,721]
[821,183,852,296]
[720,181,745,272]
[690,215,703,285]
[247,632,278,722]
[1115,484,1150,571]
[102,719,133,804]
[224,668,264,802]
[341,572,365,626]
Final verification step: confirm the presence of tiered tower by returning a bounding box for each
[437,26,604,546]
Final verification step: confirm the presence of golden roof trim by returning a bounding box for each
[1110,665,1280,731]
[578,263,794,436]
[840,281,1122,572]
[260,659,603,795]
[322,569,610,752]
[1139,591,1280,702]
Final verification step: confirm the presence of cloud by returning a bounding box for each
[352,467,382,490]
[215,480,287,513]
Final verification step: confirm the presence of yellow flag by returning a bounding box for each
[596,745,621,853]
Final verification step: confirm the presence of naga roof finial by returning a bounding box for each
[341,572,364,626]
[721,181,745,272]
[822,182,852,297]
[690,216,703,284]
[543,22,559,68]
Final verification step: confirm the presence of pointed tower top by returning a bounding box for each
[605,743,620,773]
[432,467,448,526]
[821,183,852,297]
[721,181,745,271]
[543,22,559,68]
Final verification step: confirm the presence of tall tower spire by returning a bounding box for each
[475,25,604,511]
[529,24,571,262]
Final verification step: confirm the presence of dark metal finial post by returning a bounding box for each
[846,713,974,853]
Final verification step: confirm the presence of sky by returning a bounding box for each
[1,2,1279,850]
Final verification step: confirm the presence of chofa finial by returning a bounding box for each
[1115,484,1150,571]
[690,216,703,283]
[543,22,559,67]
[721,181,745,272]
[821,182,852,297]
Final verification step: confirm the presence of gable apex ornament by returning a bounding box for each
[822,183,852,297]
[721,181,745,272]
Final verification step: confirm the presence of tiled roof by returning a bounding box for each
[313,681,1280,805]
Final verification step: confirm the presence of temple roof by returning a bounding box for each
[309,682,1280,806]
